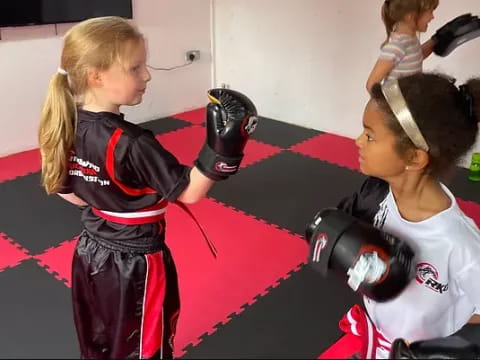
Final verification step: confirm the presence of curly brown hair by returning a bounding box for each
[371,72,480,178]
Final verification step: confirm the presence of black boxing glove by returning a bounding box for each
[389,336,480,359]
[305,208,415,302]
[194,88,258,181]
[432,13,480,57]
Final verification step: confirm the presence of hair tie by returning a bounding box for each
[458,84,475,123]
[57,67,68,76]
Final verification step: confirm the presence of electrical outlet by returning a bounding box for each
[185,50,200,62]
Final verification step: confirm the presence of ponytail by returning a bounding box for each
[381,1,395,47]
[38,73,77,194]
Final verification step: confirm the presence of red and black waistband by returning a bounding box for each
[92,199,217,258]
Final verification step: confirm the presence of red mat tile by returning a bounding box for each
[156,126,281,168]
[165,198,308,356]
[242,140,282,168]
[0,149,41,183]
[34,237,78,287]
[156,126,204,166]
[171,108,205,125]
[290,133,360,171]
[0,233,32,272]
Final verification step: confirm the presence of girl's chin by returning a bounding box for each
[358,163,373,177]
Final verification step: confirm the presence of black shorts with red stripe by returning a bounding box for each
[72,231,180,359]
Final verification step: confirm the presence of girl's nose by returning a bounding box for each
[355,134,363,148]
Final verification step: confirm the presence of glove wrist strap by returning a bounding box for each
[194,143,243,181]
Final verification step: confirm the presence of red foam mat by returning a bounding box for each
[0,233,31,272]
[165,198,308,356]
[290,133,360,171]
[34,238,78,287]
[0,149,41,183]
[171,108,206,125]
[156,126,282,168]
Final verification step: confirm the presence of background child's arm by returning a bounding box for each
[421,39,435,59]
[57,192,88,206]
[366,59,395,93]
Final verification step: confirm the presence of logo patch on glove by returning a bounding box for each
[215,161,238,173]
[312,233,328,262]
[243,116,258,136]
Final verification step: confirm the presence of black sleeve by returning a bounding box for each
[336,176,389,224]
[453,323,480,346]
[129,131,191,202]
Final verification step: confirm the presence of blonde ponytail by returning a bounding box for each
[39,72,76,194]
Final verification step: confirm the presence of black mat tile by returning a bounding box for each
[252,117,321,148]
[447,166,480,204]
[0,173,83,254]
[139,116,192,135]
[0,259,78,358]
[183,264,360,359]
[208,150,367,236]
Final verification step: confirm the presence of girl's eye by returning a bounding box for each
[366,133,374,142]
[131,66,140,72]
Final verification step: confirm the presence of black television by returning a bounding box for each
[0,0,133,27]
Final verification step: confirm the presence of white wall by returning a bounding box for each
[2,0,480,166]
[212,0,480,166]
[0,0,212,157]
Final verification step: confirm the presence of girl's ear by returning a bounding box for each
[405,148,429,172]
[86,67,103,88]
[404,11,417,25]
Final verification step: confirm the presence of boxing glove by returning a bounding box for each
[305,208,415,302]
[432,13,480,57]
[194,88,258,181]
[389,336,480,359]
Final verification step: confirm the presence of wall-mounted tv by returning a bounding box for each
[0,0,132,27]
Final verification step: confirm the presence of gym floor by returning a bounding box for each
[1,109,480,359]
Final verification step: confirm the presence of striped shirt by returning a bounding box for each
[380,33,423,81]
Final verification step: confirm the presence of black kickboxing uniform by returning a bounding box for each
[61,109,191,359]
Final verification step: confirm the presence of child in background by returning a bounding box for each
[366,0,439,92]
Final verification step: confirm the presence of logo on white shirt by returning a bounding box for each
[416,262,448,293]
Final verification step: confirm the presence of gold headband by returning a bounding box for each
[381,80,429,152]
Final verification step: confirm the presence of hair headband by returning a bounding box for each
[381,79,430,152]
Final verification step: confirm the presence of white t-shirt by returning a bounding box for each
[364,184,480,344]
